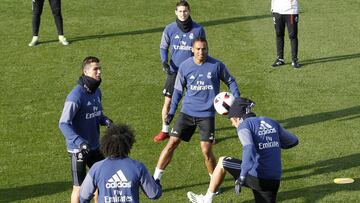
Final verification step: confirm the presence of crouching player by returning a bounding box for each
[80,124,162,203]
[187,98,299,203]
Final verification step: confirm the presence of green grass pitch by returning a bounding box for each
[1,0,359,202]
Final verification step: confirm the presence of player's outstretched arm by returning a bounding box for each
[219,62,240,97]
[139,163,162,200]
[98,114,112,128]
[278,126,299,149]
[80,173,96,203]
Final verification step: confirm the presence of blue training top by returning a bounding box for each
[169,56,240,117]
[59,85,109,152]
[160,21,206,73]
[80,157,162,203]
[237,116,299,180]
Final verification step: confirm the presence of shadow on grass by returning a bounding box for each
[301,53,360,67]
[215,126,233,132]
[279,105,360,129]
[276,179,359,203]
[236,179,360,203]
[39,14,270,44]
[214,126,236,144]
[283,153,360,181]
[163,180,211,193]
[0,181,70,202]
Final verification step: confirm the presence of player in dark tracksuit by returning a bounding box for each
[153,0,206,142]
[271,0,300,68]
[59,56,112,203]
[29,0,69,46]
[187,98,299,203]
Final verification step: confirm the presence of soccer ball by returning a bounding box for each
[213,92,235,115]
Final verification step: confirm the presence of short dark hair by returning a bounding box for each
[82,56,100,70]
[100,124,136,158]
[176,0,190,10]
[193,37,208,47]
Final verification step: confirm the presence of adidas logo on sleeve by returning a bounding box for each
[106,170,132,188]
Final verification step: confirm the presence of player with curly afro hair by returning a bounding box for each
[80,124,162,203]
[101,124,135,158]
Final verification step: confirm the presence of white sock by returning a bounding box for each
[153,167,164,180]
[204,189,215,203]
[32,36,39,41]
[58,35,65,40]
[161,124,169,133]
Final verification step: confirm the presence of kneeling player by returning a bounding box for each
[187,98,299,203]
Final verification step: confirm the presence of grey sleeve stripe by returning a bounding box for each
[160,31,169,49]
[174,71,184,91]
[237,129,254,146]
[59,101,79,123]
[71,154,79,185]
[80,173,96,200]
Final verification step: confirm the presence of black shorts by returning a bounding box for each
[68,148,104,186]
[170,112,215,142]
[222,156,242,179]
[222,156,280,203]
[162,73,177,97]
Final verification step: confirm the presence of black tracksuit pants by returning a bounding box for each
[273,12,299,61]
[32,0,64,36]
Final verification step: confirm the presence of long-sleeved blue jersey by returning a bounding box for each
[169,56,240,117]
[160,21,206,73]
[59,85,109,152]
[80,157,162,203]
[237,116,299,180]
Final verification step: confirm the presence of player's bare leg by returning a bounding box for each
[72,183,100,203]
[94,189,99,203]
[154,136,181,179]
[187,157,226,203]
[162,96,171,124]
[200,141,216,174]
[153,96,171,142]
[208,157,226,192]
[157,136,181,169]
[71,186,80,203]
